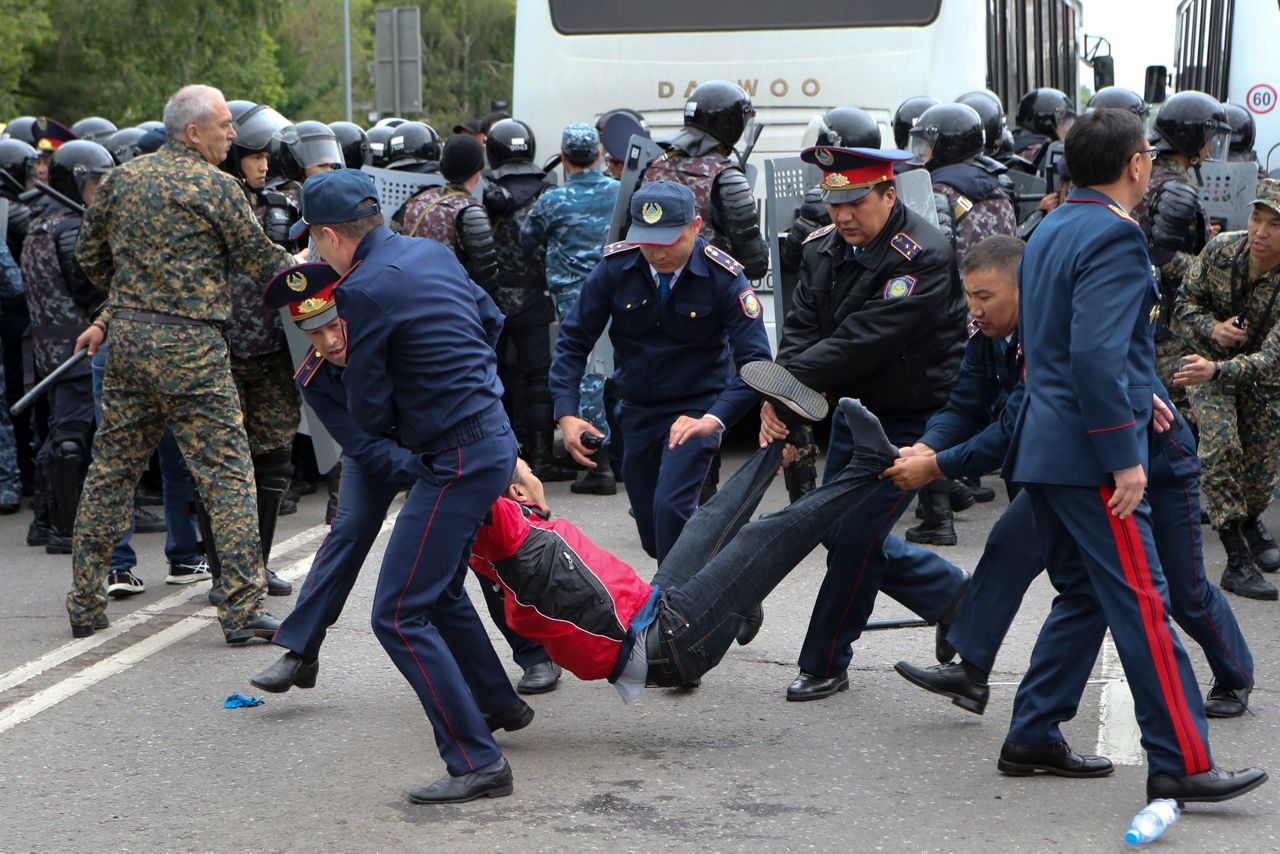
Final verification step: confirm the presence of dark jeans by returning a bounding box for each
[646,437,898,686]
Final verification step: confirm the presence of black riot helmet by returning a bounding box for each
[136,120,164,134]
[223,103,292,179]
[683,81,755,148]
[1223,102,1256,155]
[956,91,1007,156]
[105,127,147,165]
[806,107,881,149]
[366,125,395,168]
[1153,91,1231,161]
[273,120,345,182]
[227,100,257,120]
[3,116,38,146]
[373,116,406,129]
[385,121,441,168]
[893,96,939,149]
[485,119,537,170]
[70,116,117,144]
[1016,88,1075,139]
[1086,86,1149,119]
[49,140,114,207]
[0,138,38,194]
[910,103,985,167]
[328,121,370,170]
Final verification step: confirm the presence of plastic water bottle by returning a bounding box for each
[1125,799,1181,845]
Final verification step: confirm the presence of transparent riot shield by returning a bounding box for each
[1198,161,1263,231]
[1006,169,1048,223]
[895,166,941,230]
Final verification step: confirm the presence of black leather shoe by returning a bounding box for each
[1147,767,1268,804]
[736,603,764,646]
[997,740,1114,778]
[70,612,109,638]
[45,532,72,555]
[786,670,849,701]
[224,612,282,645]
[208,581,226,607]
[250,651,318,692]
[516,661,561,695]
[408,759,514,804]
[894,660,989,715]
[1203,681,1251,718]
[571,469,617,495]
[485,700,535,732]
[266,569,293,596]
[935,571,970,664]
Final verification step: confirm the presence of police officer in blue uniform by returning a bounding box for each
[551,181,772,562]
[1002,109,1265,803]
[885,236,1256,723]
[250,262,546,727]
[292,170,523,805]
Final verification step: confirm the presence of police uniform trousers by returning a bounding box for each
[619,395,722,562]
[1187,380,1280,527]
[1010,479,1214,777]
[370,404,519,777]
[947,418,1252,690]
[798,410,967,677]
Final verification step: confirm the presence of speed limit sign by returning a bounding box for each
[1247,83,1277,115]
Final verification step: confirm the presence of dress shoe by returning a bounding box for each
[739,360,830,422]
[571,469,617,495]
[516,661,562,695]
[736,603,764,646]
[894,660,989,715]
[997,740,1114,778]
[1243,515,1280,571]
[266,569,293,596]
[786,670,849,701]
[408,759,514,804]
[1203,681,1251,718]
[485,700,535,732]
[70,612,110,638]
[208,580,227,607]
[935,571,970,664]
[224,612,282,645]
[959,476,995,503]
[250,651,318,692]
[45,532,72,555]
[1147,767,1269,804]
[132,507,166,534]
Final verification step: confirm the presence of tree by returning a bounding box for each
[0,0,53,117]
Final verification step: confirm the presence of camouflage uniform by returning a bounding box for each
[70,142,292,634]
[1133,156,1208,412]
[644,150,733,245]
[1175,230,1280,527]
[933,182,1018,266]
[0,241,20,506]
[400,185,477,252]
[519,168,618,440]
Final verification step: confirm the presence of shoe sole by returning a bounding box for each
[905,532,958,546]
[225,627,279,645]
[250,669,317,694]
[516,680,559,696]
[489,707,536,732]
[1203,705,1247,719]
[408,783,514,805]
[786,679,850,702]
[893,663,986,715]
[1220,580,1279,601]
[739,362,829,423]
[106,586,145,598]
[570,484,618,496]
[1154,771,1269,805]
[996,759,1114,778]
[165,574,210,585]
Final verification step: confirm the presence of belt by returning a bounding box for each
[113,309,214,328]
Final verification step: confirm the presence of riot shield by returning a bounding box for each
[1006,169,1048,223]
[606,134,667,244]
[765,156,811,345]
[279,310,342,474]
[1198,161,1262,231]
[895,167,940,230]
[0,198,8,242]
[361,164,446,225]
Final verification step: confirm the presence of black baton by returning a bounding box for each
[11,349,88,415]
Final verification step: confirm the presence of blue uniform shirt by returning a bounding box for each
[335,225,507,452]
[1007,187,1161,485]
[519,169,619,296]
[550,238,772,427]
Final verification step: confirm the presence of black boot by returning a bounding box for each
[530,429,576,482]
[946,479,976,513]
[194,495,226,607]
[1219,523,1279,600]
[570,469,617,495]
[1242,515,1280,572]
[257,474,293,597]
[45,427,89,555]
[906,485,957,546]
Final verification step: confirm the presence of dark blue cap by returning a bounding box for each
[626,181,696,245]
[601,113,648,162]
[289,168,382,241]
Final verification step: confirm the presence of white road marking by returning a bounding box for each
[1096,631,1144,766]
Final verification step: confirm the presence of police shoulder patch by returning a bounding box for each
[603,240,639,257]
[293,349,326,388]
[803,223,836,244]
[890,232,923,261]
[738,289,762,320]
[704,244,745,276]
[882,275,918,300]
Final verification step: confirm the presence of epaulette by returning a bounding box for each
[293,349,325,388]
[603,240,639,257]
[803,223,836,244]
[703,243,744,276]
[1106,203,1137,224]
[890,232,923,261]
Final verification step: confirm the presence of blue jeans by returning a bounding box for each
[92,345,201,572]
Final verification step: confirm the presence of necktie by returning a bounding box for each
[657,272,673,306]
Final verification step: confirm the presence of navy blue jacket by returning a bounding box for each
[335,226,506,451]
[1007,188,1161,485]
[550,238,771,426]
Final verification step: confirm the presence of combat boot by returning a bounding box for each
[530,429,576,482]
[1219,523,1279,600]
[256,473,294,597]
[1242,515,1280,572]
[571,469,617,495]
[906,486,957,546]
[194,495,226,607]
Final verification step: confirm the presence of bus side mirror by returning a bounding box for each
[1092,56,1115,91]
[1144,65,1168,105]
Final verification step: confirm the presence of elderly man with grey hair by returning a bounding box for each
[66,83,295,642]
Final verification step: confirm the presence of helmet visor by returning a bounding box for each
[1206,128,1230,161]
[287,133,345,170]
[908,127,935,164]
[801,114,829,150]
[235,106,291,152]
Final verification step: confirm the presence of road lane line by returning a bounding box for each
[1096,631,1144,766]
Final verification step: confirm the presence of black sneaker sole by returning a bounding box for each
[739,361,829,423]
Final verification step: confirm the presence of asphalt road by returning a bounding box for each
[1,450,1277,852]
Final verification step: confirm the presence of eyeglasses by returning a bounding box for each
[1137,148,1159,161]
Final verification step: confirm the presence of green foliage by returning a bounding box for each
[0,0,53,117]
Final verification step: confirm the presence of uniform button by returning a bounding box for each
[625,303,632,310]
[690,311,697,318]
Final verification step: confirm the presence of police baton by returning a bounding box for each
[31,181,88,217]
[736,122,765,171]
[10,349,88,416]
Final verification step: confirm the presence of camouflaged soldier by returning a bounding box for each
[1172,179,1280,601]
[0,240,20,512]
[520,123,619,495]
[68,85,294,641]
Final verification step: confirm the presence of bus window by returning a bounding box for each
[547,0,943,35]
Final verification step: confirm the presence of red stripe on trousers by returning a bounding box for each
[1098,486,1209,775]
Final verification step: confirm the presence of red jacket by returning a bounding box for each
[470,498,656,681]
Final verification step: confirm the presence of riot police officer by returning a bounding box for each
[1012,87,1074,169]
[0,137,37,496]
[271,120,344,201]
[365,124,395,169]
[69,117,117,145]
[384,121,442,174]
[1223,102,1266,178]
[641,81,769,280]
[328,121,370,171]
[0,138,37,257]
[893,96,940,151]
[1086,86,1150,119]
[104,127,148,165]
